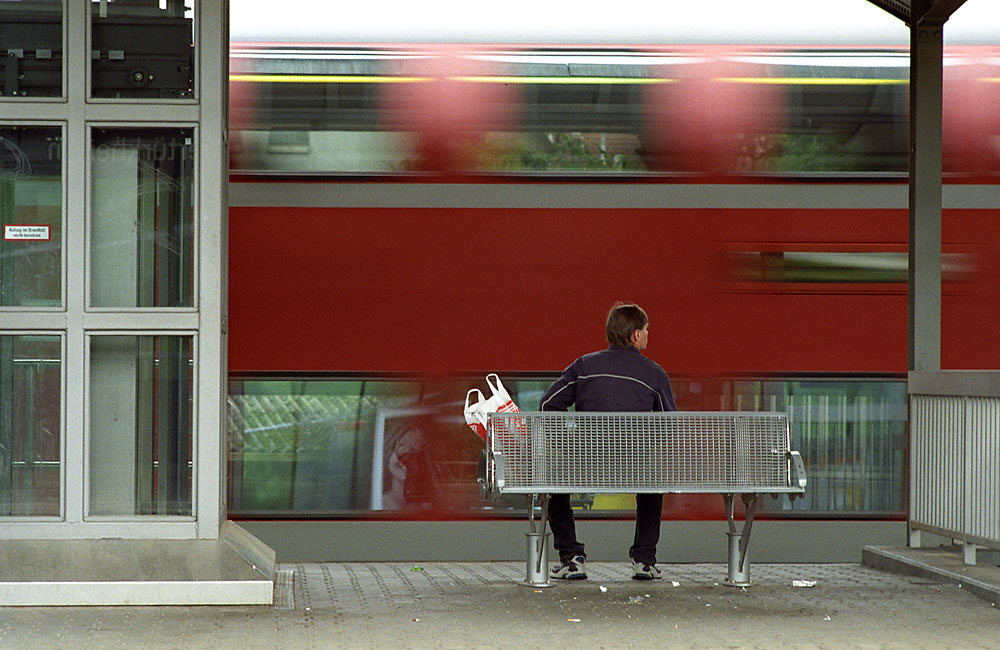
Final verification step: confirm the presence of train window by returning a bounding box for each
[719,378,907,514]
[227,377,550,515]
[1,125,62,308]
[88,335,194,517]
[266,131,310,155]
[725,251,976,284]
[0,333,62,517]
[0,0,63,99]
[90,0,195,99]
[226,375,907,519]
[476,132,648,173]
[89,127,194,308]
[229,45,1000,176]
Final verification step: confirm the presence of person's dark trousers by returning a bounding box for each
[629,493,664,565]
[548,493,585,561]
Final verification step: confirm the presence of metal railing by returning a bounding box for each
[908,371,1000,565]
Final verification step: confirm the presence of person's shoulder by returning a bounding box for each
[564,348,613,373]
[636,353,669,377]
[558,350,599,374]
[575,349,610,364]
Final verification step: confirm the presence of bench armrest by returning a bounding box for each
[787,450,807,491]
[493,452,506,492]
[477,450,488,499]
[477,450,507,499]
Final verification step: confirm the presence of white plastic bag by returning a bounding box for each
[464,374,522,442]
[485,373,521,415]
[464,388,490,441]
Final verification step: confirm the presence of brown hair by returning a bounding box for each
[606,302,648,348]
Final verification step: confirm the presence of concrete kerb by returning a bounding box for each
[862,545,1000,606]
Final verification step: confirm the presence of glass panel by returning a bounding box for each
[1,125,62,307]
[89,335,193,516]
[90,0,194,99]
[0,0,63,98]
[90,127,194,308]
[227,376,908,518]
[0,334,61,517]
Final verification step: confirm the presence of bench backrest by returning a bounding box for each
[486,411,802,494]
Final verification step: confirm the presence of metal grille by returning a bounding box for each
[487,412,795,494]
[910,395,965,535]
[911,394,1000,550]
[968,397,1000,545]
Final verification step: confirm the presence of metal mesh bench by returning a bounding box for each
[478,411,807,587]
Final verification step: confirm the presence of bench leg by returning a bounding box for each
[522,494,553,588]
[722,493,760,587]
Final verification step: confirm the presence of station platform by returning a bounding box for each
[1,548,998,649]
[0,523,274,606]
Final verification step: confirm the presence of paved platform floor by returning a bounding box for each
[1,560,998,649]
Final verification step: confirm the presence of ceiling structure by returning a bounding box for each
[867,0,968,25]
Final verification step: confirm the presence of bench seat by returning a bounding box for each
[479,411,807,587]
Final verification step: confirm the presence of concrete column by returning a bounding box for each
[907,9,944,372]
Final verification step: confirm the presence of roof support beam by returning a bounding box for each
[867,0,912,24]
[916,0,968,25]
[865,0,968,25]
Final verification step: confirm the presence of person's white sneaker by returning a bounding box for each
[550,555,587,579]
[631,561,662,580]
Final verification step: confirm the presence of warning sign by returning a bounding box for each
[3,225,51,241]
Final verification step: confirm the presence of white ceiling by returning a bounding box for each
[230,0,998,45]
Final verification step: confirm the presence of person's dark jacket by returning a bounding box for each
[540,345,677,413]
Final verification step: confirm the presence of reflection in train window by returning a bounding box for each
[226,378,549,515]
[226,375,907,519]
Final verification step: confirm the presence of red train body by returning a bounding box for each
[228,187,1000,375]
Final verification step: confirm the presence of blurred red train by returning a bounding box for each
[221,5,1000,528]
[227,41,1000,377]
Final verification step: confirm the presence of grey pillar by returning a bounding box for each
[908,14,944,372]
